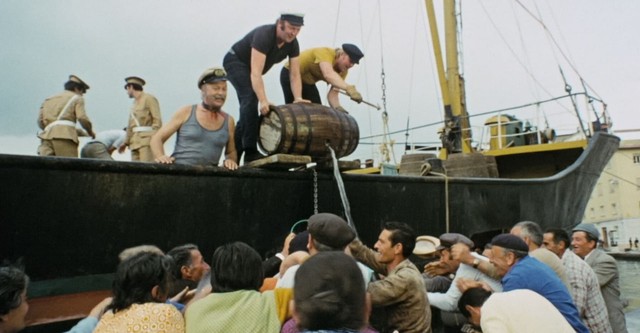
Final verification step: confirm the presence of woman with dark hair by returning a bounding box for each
[185,242,292,333]
[94,252,184,333]
[0,266,29,333]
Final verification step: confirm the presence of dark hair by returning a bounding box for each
[167,244,198,279]
[210,242,263,292]
[458,287,491,318]
[64,80,86,93]
[545,228,570,249]
[294,252,365,331]
[383,221,416,258]
[513,221,543,246]
[109,252,173,313]
[0,266,29,316]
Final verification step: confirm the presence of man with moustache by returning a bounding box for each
[223,13,308,163]
[150,67,238,169]
[123,76,162,162]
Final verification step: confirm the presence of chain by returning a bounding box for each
[313,169,318,214]
[380,65,394,163]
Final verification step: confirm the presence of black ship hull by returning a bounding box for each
[0,132,619,329]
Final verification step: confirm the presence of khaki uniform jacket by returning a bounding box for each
[126,92,161,150]
[37,90,93,143]
[350,240,432,333]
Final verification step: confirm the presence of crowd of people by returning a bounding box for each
[35,13,365,168]
[1,212,630,333]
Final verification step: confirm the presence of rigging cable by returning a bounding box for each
[513,0,604,101]
[359,92,601,140]
[405,0,423,153]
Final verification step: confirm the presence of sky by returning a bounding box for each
[1,0,638,163]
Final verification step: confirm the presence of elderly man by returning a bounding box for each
[223,13,308,163]
[488,233,588,333]
[543,228,611,333]
[37,75,95,157]
[0,267,30,333]
[510,221,569,289]
[124,76,162,162]
[572,223,628,333]
[426,233,501,331]
[280,44,364,112]
[150,67,238,169]
[349,222,431,333]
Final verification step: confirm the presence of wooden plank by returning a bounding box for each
[316,159,362,171]
[25,290,111,326]
[244,154,312,170]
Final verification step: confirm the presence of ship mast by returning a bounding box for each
[425,0,473,157]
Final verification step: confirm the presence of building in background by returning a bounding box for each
[584,138,640,250]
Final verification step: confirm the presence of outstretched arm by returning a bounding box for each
[150,106,190,163]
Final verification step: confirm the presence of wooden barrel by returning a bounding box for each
[259,103,359,159]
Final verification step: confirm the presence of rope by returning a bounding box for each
[430,171,450,233]
[326,143,358,238]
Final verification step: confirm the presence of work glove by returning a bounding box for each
[345,85,363,103]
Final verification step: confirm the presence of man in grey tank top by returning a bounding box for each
[150,68,238,170]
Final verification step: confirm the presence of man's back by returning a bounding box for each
[563,250,611,333]
[481,289,575,333]
[585,249,628,333]
[503,255,587,333]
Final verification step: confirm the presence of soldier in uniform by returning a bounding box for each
[37,75,95,157]
[280,43,364,113]
[124,76,161,162]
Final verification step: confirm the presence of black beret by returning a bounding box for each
[342,43,364,64]
[490,234,529,252]
[436,233,474,251]
[308,213,355,250]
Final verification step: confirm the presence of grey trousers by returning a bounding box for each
[80,142,112,160]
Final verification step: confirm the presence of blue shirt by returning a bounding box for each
[503,255,588,333]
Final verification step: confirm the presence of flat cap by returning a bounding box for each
[436,233,474,251]
[280,13,304,26]
[490,233,529,252]
[198,67,227,88]
[342,43,364,64]
[413,235,440,256]
[124,76,146,88]
[308,213,355,250]
[68,75,89,90]
[572,223,600,240]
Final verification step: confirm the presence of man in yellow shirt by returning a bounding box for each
[280,44,364,113]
